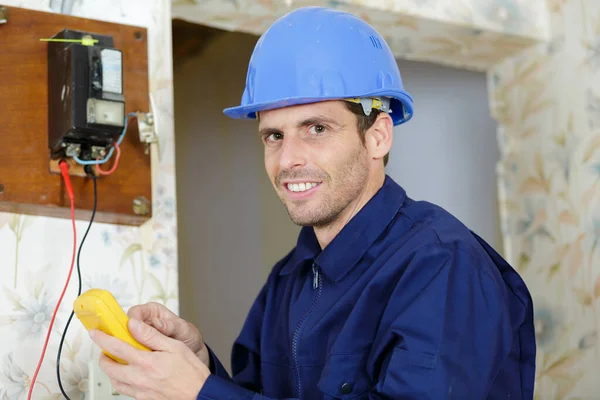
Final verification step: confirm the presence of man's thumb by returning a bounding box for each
[128,318,170,351]
[151,317,175,336]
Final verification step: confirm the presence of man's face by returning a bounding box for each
[258,101,371,227]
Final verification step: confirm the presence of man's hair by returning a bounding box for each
[344,101,389,166]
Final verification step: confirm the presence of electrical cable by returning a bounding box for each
[95,142,121,176]
[28,161,77,400]
[56,166,97,400]
[73,112,137,166]
[30,112,133,397]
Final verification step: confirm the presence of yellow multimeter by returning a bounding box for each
[74,288,150,364]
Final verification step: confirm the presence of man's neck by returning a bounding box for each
[314,173,385,249]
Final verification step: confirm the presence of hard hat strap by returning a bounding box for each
[345,97,392,116]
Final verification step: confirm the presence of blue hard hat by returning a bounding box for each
[223,6,414,126]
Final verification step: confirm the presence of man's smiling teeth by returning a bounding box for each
[287,182,319,192]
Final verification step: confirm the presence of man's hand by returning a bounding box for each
[90,318,210,400]
[127,302,210,367]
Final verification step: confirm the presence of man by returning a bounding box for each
[90,6,536,399]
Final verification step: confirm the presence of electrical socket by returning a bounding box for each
[87,359,134,399]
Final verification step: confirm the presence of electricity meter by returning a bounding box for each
[47,29,125,161]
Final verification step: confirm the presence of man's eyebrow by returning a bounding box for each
[258,115,343,137]
[296,115,343,128]
[258,126,281,138]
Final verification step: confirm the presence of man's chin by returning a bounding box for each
[286,208,320,227]
[286,208,337,228]
[282,198,336,227]
[287,212,316,227]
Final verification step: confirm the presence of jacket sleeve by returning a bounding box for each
[366,243,520,399]
[205,345,231,381]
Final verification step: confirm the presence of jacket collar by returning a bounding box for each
[279,175,406,282]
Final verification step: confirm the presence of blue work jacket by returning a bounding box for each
[197,175,536,399]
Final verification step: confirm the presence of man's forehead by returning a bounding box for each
[257,100,349,128]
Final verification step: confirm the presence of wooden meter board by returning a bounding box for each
[0,5,153,225]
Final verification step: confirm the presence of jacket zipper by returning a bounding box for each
[291,263,322,398]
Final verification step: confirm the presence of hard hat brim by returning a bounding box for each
[223,89,414,126]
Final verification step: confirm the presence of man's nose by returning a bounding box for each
[278,135,307,170]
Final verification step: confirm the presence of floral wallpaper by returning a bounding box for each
[0,0,176,399]
[489,0,600,397]
[1,0,596,399]
[172,0,548,72]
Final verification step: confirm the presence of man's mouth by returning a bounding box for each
[285,182,320,193]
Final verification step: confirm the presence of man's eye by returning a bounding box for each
[309,125,326,135]
[266,132,283,142]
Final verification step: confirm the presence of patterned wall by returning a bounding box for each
[0,0,596,399]
[489,0,600,397]
[172,0,549,72]
[0,1,176,399]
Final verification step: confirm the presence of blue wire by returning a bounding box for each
[73,112,138,165]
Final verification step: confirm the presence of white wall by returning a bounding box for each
[388,60,501,249]
[174,31,500,369]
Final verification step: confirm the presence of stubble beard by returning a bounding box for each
[276,145,370,228]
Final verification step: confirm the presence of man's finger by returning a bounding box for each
[126,303,193,341]
[128,302,177,321]
[151,316,190,339]
[97,355,139,398]
[112,380,136,398]
[127,302,163,321]
[128,318,177,352]
[98,353,127,378]
[149,317,172,336]
[90,329,145,365]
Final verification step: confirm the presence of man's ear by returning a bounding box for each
[365,113,393,163]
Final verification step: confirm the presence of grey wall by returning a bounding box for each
[387,61,501,249]
[174,31,300,369]
[174,30,500,370]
